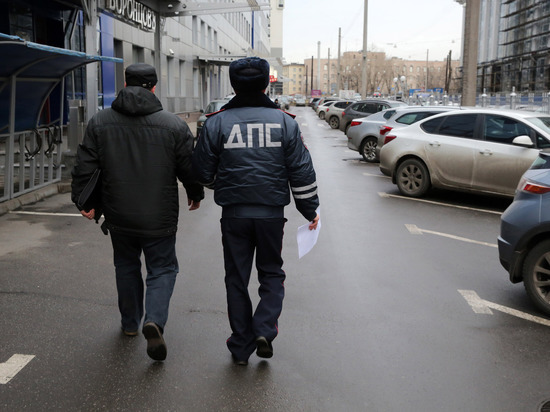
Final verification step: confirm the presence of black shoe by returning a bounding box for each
[142,322,167,361]
[255,336,273,359]
[231,354,248,366]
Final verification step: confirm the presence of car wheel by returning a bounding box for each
[319,112,325,120]
[329,116,339,129]
[360,137,378,163]
[523,240,550,316]
[396,158,430,197]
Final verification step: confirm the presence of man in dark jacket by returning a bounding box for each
[71,63,204,361]
[192,57,320,365]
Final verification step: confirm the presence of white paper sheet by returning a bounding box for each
[297,208,321,259]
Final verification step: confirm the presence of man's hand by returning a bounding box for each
[309,213,320,230]
[81,209,95,220]
[188,199,201,211]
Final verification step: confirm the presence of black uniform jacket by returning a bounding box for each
[192,92,319,221]
[71,86,204,237]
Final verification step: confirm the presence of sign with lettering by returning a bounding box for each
[104,0,157,31]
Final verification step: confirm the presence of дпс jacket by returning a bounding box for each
[192,92,319,221]
[71,86,204,237]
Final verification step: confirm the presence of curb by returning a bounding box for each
[0,181,72,217]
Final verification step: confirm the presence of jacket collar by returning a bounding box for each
[221,92,279,110]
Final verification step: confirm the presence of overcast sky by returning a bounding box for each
[281,0,465,64]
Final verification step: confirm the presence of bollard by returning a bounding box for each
[481,88,487,107]
[510,87,517,110]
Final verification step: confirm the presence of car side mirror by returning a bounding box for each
[512,135,534,147]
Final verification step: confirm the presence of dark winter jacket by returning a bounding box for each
[192,92,319,221]
[71,86,204,237]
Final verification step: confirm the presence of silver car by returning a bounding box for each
[316,100,338,120]
[324,100,355,129]
[379,108,550,198]
[347,106,462,163]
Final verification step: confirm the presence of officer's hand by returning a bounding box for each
[81,208,95,220]
[188,199,201,211]
[309,214,319,230]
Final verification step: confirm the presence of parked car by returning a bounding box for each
[278,95,291,110]
[379,108,550,198]
[316,100,339,120]
[309,97,320,108]
[313,96,339,112]
[196,98,229,138]
[498,150,550,315]
[295,95,306,106]
[339,99,408,133]
[324,100,355,129]
[347,106,462,163]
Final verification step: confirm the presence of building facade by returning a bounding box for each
[282,63,306,96]
[477,0,550,93]
[1,0,274,121]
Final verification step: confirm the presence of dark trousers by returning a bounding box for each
[221,217,286,361]
[110,233,178,333]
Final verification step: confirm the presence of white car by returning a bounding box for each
[379,108,550,198]
[347,106,460,163]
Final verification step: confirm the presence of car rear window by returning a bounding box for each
[396,111,441,125]
[529,152,550,170]
[334,101,353,109]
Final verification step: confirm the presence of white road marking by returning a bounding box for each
[9,211,82,217]
[405,224,498,248]
[459,289,550,327]
[0,355,35,384]
[379,192,503,215]
[458,290,493,314]
[363,172,390,179]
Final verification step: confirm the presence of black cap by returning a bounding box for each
[125,63,158,89]
[229,57,270,92]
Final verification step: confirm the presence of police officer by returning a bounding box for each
[192,57,320,365]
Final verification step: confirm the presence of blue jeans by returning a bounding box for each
[110,233,178,332]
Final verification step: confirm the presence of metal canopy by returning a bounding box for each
[0,33,122,134]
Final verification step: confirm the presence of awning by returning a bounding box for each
[0,33,122,134]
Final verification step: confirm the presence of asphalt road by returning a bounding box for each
[1,106,550,411]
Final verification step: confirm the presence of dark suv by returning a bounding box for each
[499,151,550,315]
[339,99,407,133]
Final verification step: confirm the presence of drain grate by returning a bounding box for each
[539,400,550,412]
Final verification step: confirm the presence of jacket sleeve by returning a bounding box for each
[283,118,320,221]
[71,120,100,210]
[191,117,219,188]
[175,121,204,202]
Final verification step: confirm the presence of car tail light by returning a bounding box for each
[518,178,550,194]
[384,135,397,145]
[342,111,347,117]
[350,120,362,128]
[380,125,393,136]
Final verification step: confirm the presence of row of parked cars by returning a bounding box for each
[338,100,550,317]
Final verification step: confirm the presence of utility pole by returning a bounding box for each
[317,41,321,94]
[327,48,331,95]
[361,0,368,98]
[426,49,429,91]
[310,56,314,96]
[461,0,480,106]
[337,27,342,93]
